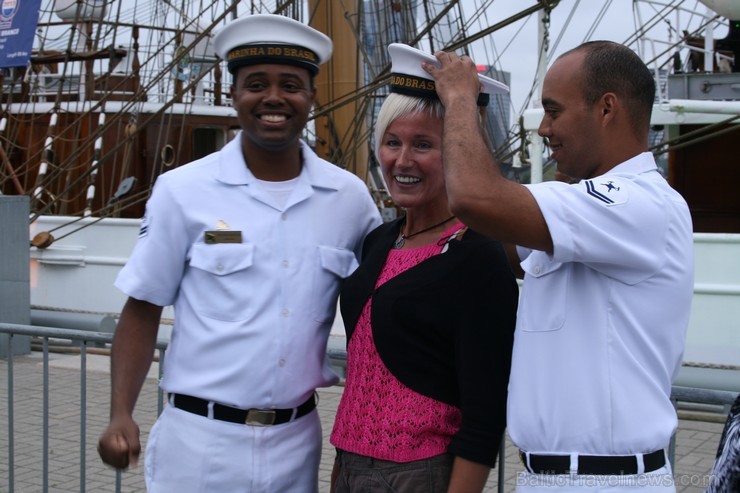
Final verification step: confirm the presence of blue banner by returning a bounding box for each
[0,0,42,68]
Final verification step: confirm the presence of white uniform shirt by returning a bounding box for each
[508,152,694,455]
[116,134,381,409]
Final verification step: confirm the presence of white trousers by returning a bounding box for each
[144,404,322,492]
[515,465,676,493]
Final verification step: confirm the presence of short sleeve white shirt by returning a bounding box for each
[507,152,694,455]
[115,134,381,408]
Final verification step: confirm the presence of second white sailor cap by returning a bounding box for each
[214,14,333,75]
[387,43,509,106]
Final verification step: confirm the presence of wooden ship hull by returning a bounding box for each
[3,104,238,219]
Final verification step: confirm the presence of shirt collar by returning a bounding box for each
[217,132,340,190]
[606,151,657,176]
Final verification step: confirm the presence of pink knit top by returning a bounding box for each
[330,224,464,462]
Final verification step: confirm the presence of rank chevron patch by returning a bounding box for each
[139,214,150,237]
[584,179,629,206]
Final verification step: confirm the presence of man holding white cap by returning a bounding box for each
[97,13,381,492]
[424,41,693,492]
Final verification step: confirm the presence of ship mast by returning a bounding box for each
[309,0,369,182]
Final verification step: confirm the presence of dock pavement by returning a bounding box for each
[0,350,729,492]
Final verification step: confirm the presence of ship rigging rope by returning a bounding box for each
[580,0,612,45]
[466,3,536,123]
[640,0,724,57]
[0,110,54,183]
[623,0,683,49]
[28,8,237,222]
[413,0,460,52]
[301,1,553,130]
[14,1,734,217]
[36,188,152,241]
[651,114,740,156]
[443,1,554,54]
[22,1,381,216]
[459,0,493,30]
[520,16,549,119]
[549,0,580,57]
[26,2,235,206]
[23,93,91,192]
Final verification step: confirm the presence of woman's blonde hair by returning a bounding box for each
[373,93,445,158]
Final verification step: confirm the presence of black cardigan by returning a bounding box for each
[339,218,518,466]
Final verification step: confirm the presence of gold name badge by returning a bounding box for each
[204,230,242,244]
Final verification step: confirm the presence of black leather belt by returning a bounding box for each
[170,393,316,426]
[520,449,666,475]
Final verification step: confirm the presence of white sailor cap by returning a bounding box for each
[214,14,333,75]
[387,43,509,106]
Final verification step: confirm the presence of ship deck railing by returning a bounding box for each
[1,322,738,493]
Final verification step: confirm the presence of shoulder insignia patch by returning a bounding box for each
[583,179,629,206]
[139,214,150,237]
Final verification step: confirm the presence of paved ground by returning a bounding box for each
[0,350,730,492]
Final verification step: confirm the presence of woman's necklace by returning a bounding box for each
[393,215,456,249]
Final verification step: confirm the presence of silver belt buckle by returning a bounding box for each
[245,409,276,426]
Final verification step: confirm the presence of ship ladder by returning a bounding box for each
[31,111,59,211]
[84,113,106,216]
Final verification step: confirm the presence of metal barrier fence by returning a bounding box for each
[1,322,738,493]
[1,323,168,493]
